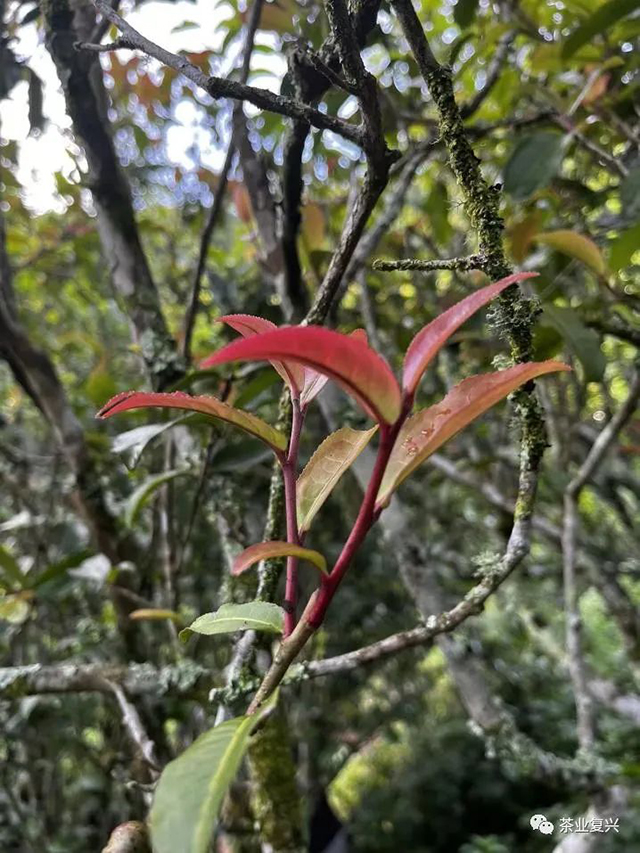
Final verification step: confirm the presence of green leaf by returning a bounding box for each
[535,230,606,276]
[125,469,191,528]
[0,545,27,590]
[453,0,478,29]
[503,133,565,200]
[181,601,284,640]
[31,549,94,590]
[149,692,278,853]
[232,541,328,575]
[609,222,640,271]
[541,305,606,382]
[111,417,191,468]
[297,426,378,533]
[562,0,640,58]
[620,167,640,221]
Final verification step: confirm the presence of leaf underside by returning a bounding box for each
[180,601,285,640]
[297,426,378,533]
[232,541,327,575]
[96,391,287,452]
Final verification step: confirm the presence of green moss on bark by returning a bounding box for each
[248,709,307,853]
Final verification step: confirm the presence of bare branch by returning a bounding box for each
[372,254,487,272]
[78,0,365,146]
[563,370,640,752]
[103,679,160,774]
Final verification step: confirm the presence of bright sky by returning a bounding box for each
[1,0,286,211]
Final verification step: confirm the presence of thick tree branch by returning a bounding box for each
[42,0,183,388]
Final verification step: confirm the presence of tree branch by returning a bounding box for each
[78,1,364,147]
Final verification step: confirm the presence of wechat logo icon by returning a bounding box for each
[530,814,555,835]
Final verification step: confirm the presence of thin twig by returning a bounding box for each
[562,370,640,752]
[77,1,364,146]
[372,254,487,272]
[182,0,264,360]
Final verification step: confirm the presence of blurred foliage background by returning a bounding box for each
[0,0,639,850]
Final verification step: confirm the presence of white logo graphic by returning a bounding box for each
[530,814,555,835]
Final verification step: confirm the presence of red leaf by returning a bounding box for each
[218,314,305,394]
[201,327,402,424]
[402,272,538,397]
[96,391,287,452]
[377,360,570,505]
[232,541,327,575]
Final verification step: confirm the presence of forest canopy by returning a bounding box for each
[0,0,639,851]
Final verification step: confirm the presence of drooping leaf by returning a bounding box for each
[402,273,537,397]
[97,391,287,453]
[535,230,606,276]
[541,305,606,382]
[181,601,285,640]
[125,469,191,528]
[0,545,27,590]
[218,314,305,394]
[232,541,328,576]
[377,361,570,505]
[149,692,278,853]
[201,327,402,424]
[562,0,640,58]
[503,133,565,199]
[297,426,378,533]
[129,608,182,623]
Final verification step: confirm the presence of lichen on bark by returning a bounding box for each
[248,709,307,853]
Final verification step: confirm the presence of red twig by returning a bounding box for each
[306,419,401,628]
[282,397,305,636]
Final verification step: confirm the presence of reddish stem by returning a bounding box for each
[282,397,304,636]
[306,420,401,628]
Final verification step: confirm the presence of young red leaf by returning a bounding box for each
[402,272,538,398]
[97,391,287,453]
[201,327,402,424]
[218,314,305,394]
[299,330,368,408]
[232,541,327,576]
[377,360,570,506]
[297,426,378,533]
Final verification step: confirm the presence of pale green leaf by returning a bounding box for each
[125,469,191,528]
[535,230,606,276]
[181,601,284,640]
[149,692,278,853]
